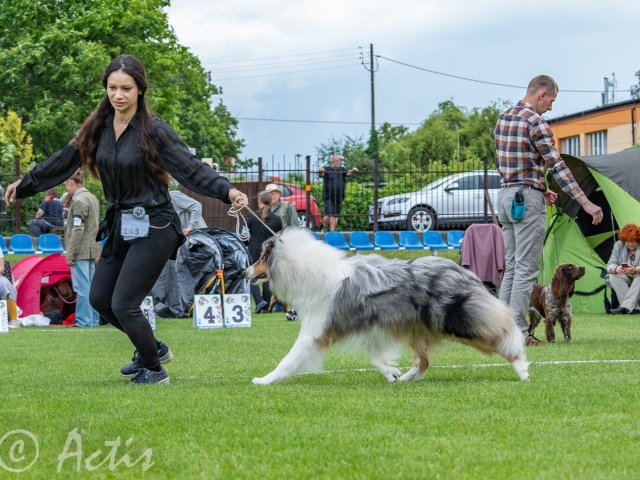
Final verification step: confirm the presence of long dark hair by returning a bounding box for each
[75,55,169,183]
[258,191,273,220]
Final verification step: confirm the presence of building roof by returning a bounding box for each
[548,98,640,125]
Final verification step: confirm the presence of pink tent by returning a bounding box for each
[13,253,73,317]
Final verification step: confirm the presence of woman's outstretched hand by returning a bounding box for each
[5,179,22,205]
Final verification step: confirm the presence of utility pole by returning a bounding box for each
[370,43,375,133]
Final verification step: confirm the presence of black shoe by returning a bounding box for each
[610,307,628,315]
[132,367,169,385]
[631,309,640,315]
[120,341,173,378]
[255,300,268,314]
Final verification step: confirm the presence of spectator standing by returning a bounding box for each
[245,191,282,313]
[265,183,300,228]
[169,190,208,235]
[64,171,103,328]
[5,54,248,384]
[494,75,602,346]
[318,155,358,232]
[29,187,64,237]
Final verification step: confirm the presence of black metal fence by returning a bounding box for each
[222,155,499,233]
[1,155,500,236]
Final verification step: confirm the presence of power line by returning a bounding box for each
[208,56,361,74]
[202,47,361,65]
[207,53,361,72]
[210,63,362,81]
[376,55,632,94]
[237,117,421,126]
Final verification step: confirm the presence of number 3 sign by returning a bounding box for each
[224,294,251,328]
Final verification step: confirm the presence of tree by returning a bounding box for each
[632,70,640,99]
[0,0,243,163]
[0,111,33,172]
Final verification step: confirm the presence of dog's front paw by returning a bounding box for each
[252,372,280,385]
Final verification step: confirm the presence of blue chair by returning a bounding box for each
[10,234,36,254]
[422,231,448,255]
[349,231,375,251]
[447,230,465,249]
[0,237,8,255]
[373,231,399,250]
[38,233,64,254]
[324,232,351,250]
[310,231,321,240]
[398,231,423,250]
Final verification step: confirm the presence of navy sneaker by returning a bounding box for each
[131,367,169,385]
[120,341,173,378]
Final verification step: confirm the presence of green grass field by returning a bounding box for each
[1,309,639,479]
[1,249,639,478]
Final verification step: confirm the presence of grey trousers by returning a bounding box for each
[609,274,640,311]
[497,186,547,335]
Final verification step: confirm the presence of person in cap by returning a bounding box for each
[265,183,300,229]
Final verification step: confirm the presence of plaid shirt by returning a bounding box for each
[494,101,583,199]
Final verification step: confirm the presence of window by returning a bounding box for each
[562,136,580,156]
[456,175,480,190]
[589,131,608,155]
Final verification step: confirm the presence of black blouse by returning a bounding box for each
[17,111,234,261]
[246,209,283,262]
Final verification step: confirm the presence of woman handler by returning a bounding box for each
[5,55,248,385]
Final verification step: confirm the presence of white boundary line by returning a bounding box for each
[313,359,640,375]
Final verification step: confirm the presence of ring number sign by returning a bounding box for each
[140,296,156,330]
[224,294,251,328]
[0,300,7,333]
[193,295,223,329]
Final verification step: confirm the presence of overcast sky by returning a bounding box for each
[165,0,640,166]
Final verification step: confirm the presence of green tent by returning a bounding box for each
[542,148,640,313]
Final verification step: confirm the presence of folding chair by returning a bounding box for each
[422,231,448,256]
[373,231,399,250]
[10,234,36,254]
[349,231,375,251]
[38,233,64,254]
[398,231,423,250]
[324,232,351,250]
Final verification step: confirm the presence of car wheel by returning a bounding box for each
[298,212,315,230]
[407,207,436,232]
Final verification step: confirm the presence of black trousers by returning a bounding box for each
[90,214,182,370]
[250,282,272,307]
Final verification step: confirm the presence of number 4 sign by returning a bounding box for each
[224,294,251,328]
[193,295,223,329]
[140,296,156,330]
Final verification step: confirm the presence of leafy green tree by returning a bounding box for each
[0,111,33,172]
[632,71,640,99]
[0,0,243,163]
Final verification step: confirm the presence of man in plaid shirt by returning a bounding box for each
[495,75,603,346]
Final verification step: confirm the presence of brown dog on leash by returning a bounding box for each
[528,263,586,343]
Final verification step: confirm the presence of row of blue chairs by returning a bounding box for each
[0,233,65,255]
[319,230,464,252]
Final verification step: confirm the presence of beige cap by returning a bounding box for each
[265,183,282,193]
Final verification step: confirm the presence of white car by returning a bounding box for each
[368,171,502,232]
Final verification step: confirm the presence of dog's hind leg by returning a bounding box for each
[528,308,542,336]
[366,336,402,382]
[399,343,429,382]
[252,334,328,385]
